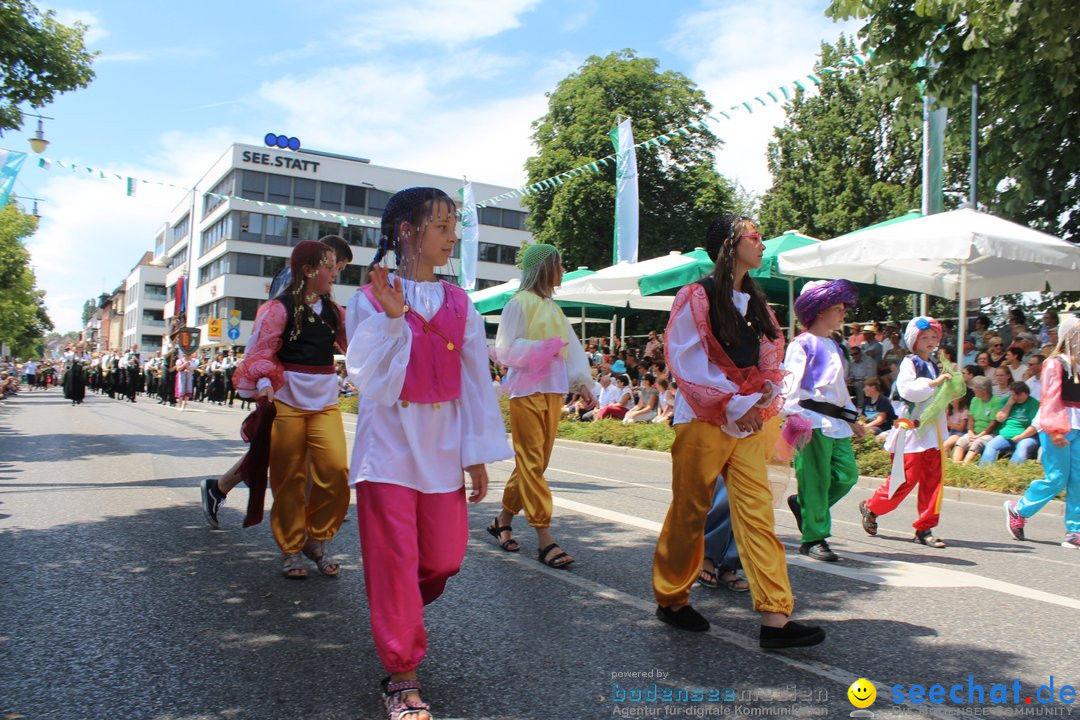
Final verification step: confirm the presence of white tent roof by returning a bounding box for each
[553,251,693,310]
[776,208,1080,298]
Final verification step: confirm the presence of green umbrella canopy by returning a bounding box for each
[636,248,714,296]
[469,267,596,315]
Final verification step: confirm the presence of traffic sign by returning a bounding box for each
[227,327,240,341]
[228,310,241,327]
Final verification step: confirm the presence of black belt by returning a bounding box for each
[799,398,859,423]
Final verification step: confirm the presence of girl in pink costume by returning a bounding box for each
[345,187,511,720]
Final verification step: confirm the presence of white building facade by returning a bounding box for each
[121,252,168,353]
[159,142,530,349]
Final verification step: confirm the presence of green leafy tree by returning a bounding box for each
[0,0,96,133]
[524,50,737,271]
[0,204,52,356]
[826,0,1080,240]
[81,297,95,326]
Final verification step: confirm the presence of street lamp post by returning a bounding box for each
[25,113,54,154]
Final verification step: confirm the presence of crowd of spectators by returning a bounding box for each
[485,306,1059,470]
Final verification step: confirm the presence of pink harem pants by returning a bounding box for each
[355,481,468,673]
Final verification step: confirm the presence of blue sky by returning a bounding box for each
[9,0,861,332]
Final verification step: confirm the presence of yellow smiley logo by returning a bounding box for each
[848,678,876,708]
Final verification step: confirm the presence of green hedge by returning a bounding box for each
[343,395,1045,495]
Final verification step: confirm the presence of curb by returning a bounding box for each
[552,438,1065,516]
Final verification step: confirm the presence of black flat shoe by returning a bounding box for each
[760,621,825,649]
[656,604,710,632]
[800,540,838,562]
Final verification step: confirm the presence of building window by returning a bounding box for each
[265,215,288,245]
[240,170,266,201]
[344,185,366,214]
[294,178,316,208]
[320,182,343,210]
[169,214,190,250]
[239,211,263,242]
[478,207,527,230]
[346,225,379,248]
[145,284,167,301]
[368,189,391,213]
[477,241,518,265]
[196,300,222,325]
[200,214,233,255]
[263,255,286,279]
[167,247,188,271]
[291,218,319,243]
[338,264,368,286]
[268,174,291,205]
[154,230,165,259]
[141,335,163,351]
[204,171,235,215]
[234,297,260,321]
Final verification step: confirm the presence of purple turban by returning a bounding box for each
[794,280,858,328]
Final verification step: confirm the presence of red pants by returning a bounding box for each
[866,448,943,532]
[356,482,468,673]
[595,404,628,420]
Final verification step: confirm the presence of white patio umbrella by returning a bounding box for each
[777,208,1080,359]
[553,251,697,312]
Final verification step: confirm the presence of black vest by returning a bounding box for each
[697,277,761,369]
[276,295,338,367]
[1059,358,1080,406]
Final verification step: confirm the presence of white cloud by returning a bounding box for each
[333,0,542,52]
[48,7,108,45]
[670,0,863,196]
[95,51,150,64]
[25,129,236,332]
[255,50,544,188]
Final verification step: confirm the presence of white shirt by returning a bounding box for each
[668,289,777,439]
[782,334,855,439]
[884,355,947,454]
[345,277,512,494]
[596,382,622,407]
[494,294,592,399]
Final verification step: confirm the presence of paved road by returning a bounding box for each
[1,390,1077,720]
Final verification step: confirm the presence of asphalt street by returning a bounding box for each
[1,389,1078,720]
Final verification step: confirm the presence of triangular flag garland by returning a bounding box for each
[27,50,873,225]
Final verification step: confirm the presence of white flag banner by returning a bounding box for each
[458,181,479,290]
[610,118,639,264]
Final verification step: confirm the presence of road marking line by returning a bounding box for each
[470,536,955,720]
[549,495,1080,611]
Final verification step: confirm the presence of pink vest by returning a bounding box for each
[361,281,468,403]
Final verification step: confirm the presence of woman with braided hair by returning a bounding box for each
[231,240,350,578]
[652,214,825,649]
[345,187,510,720]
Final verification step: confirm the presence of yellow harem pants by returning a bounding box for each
[653,419,794,615]
[502,393,562,528]
[269,400,350,555]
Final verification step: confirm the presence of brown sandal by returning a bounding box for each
[302,540,340,576]
[914,531,946,548]
[282,553,308,579]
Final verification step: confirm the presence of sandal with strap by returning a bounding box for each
[913,531,947,548]
[302,540,340,577]
[538,542,574,569]
[282,553,308,579]
[718,569,750,593]
[696,567,719,589]
[486,517,519,552]
[381,677,433,720]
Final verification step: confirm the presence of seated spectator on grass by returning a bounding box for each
[961,337,978,366]
[987,336,1008,367]
[1038,309,1058,350]
[593,374,634,421]
[970,315,991,350]
[961,364,981,385]
[1024,353,1044,400]
[975,351,992,377]
[954,376,1006,464]
[1004,346,1027,382]
[847,345,877,409]
[942,395,971,455]
[653,378,676,425]
[992,366,1012,399]
[644,330,663,362]
[979,381,1040,466]
[860,377,896,438]
[581,374,619,421]
[623,373,659,423]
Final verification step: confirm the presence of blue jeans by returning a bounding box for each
[1017,430,1080,534]
[979,434,1040,466]
[703,477,741,572]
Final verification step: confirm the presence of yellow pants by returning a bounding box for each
[502,393,562,528]
[269,400,350,555]
[653,420,793,615]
